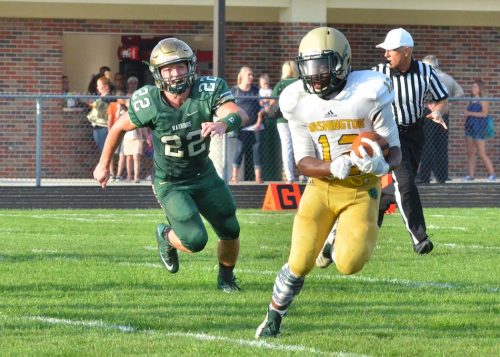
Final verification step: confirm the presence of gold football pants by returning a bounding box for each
[288,175,381,277]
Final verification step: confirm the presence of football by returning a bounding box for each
[351,132,390,158]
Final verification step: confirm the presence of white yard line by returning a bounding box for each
[426,224,467,231]
[115,262,499,293]
[31,249,60,253]
[237,268,499,292]
[144,242,498,252]
[15,247,500,292]
[440,243,500,250]
[234,267,459,289]
[313,274,457,290]
[22,315,367,357]
[0,212,160,222]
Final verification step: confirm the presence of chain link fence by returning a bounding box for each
[0,93,497,186]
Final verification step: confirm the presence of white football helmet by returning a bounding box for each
[296,27,352,97]
[149,38,197,94]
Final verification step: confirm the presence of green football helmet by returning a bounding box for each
[149,38,197,94]
[296,27,352,97]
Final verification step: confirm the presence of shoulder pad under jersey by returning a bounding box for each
[128,85,160,127]
[191,76,234,110]
[349,70,394,108]
[279,80,306,115]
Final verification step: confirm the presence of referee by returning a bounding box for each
[373,28,448,254]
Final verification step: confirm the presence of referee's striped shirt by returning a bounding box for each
[373,59,448,126]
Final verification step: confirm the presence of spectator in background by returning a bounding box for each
[62,75,86,109]
[113,72,125,94]
[62,74,70,92]
[269,61,299,183]
[463,79,496,182]
[107,90,126,181]
[258,73,273,114]
[87,66,112,95]
[230,66,263,184]
[87,76,114,154]
[62,75,76,109]
[122,123,145,183]
[121,76,144,183]
[126,76,139,94]
[418,55,465,184]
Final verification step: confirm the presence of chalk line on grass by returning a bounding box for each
[24,315,368,357]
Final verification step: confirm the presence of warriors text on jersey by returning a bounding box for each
[128,77,234,181]
[281,70,400,169]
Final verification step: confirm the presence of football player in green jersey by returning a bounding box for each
[93,38,249,292]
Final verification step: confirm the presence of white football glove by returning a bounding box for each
[330,155,352,179]
[350,138,390,177]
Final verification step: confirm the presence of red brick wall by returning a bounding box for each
[0,18,498,179]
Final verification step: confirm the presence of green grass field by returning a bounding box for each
[0,208,499,356]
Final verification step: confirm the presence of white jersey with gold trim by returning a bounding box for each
[280,70,400,164]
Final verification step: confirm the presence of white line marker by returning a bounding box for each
[116,263,499,292]
[25,316,368,357]
[426,224,467,231]
[441,243,500,250]
[32,249,60,253]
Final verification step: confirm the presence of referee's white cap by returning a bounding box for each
[376,28,414,50]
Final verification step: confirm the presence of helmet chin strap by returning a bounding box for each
[166,74,189,94]
[322,79,347,98]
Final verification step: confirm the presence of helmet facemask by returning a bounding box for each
[151,59,197,94]
[148,38,197,95]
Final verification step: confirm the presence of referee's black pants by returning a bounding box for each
[419,114,449,183]
[378,123,428,245]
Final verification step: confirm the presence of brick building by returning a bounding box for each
[0,0,498,180]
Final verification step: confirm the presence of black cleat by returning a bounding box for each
[255,308,283,338]
[414,238,434,255]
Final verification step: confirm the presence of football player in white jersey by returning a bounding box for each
[256,27,402,338]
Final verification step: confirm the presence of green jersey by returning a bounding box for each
[128,77,234,181]
[271,78,299,124]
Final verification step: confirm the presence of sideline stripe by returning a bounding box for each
[24,316,368,357]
